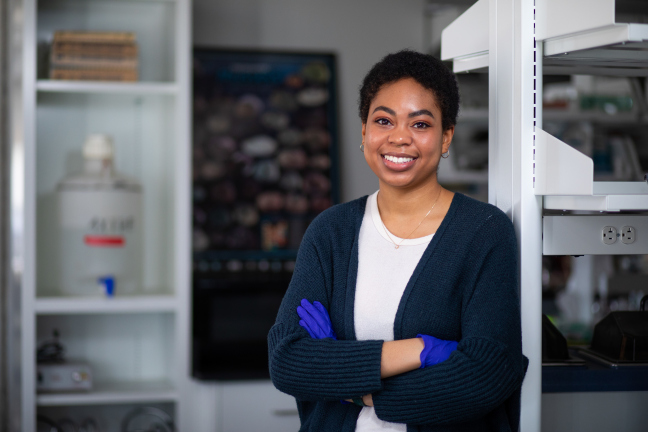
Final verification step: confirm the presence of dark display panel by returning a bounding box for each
[192,48,339,380]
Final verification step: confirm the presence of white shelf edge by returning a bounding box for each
[453,53,489,74]
[441,0,488,63]
[36,381,177,406]
[535,129,648,211]
[36,80,179,95]
[35,295,177,315]
[543,23,648,57]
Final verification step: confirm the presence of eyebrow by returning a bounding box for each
[408,109,434,119]
[372,106,434,119]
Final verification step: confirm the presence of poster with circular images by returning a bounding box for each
[192,49,339,267]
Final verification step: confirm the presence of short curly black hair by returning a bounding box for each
[358,50,460,131]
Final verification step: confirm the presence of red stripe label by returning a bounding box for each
[84,236,125,247]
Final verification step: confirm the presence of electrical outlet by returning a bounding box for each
[602,226,617,245]
[621,226,636,244]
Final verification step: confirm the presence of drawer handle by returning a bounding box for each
[272,409,299,417]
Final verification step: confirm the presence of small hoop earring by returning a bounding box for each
[441,150,450,159]
[360,143,365,152]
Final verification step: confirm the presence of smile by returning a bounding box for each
[382,154,417,164]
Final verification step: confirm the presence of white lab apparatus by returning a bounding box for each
[56,135,142,296]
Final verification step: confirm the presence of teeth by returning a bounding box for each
[384,155,414,164]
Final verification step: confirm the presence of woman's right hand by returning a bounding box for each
[297,299,337,340]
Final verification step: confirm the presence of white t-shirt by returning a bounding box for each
[354,191,433,432]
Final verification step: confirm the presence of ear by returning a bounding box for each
[441,126,455,154]
[361,123,366,143]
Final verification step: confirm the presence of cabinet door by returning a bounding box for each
[221,381,300,432]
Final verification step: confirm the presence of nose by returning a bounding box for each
[388,124,412,146]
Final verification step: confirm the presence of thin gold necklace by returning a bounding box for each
[378,190,442,249]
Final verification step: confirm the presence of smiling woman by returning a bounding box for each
[268,50,527,432]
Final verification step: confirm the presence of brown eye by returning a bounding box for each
[413,121,429,129]
[376,118,391,126]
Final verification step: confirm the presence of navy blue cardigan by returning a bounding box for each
[268,193,528,432]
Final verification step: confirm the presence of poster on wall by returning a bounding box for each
[192,48,339,273]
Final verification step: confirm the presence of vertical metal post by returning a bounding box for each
[0,0,8,426]
[489,0,543,431]
[12,0,36,429]
[175,0,192,430]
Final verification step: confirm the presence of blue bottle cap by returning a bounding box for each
[98,276,115,297]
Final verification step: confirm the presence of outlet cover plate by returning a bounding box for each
[544,215,647,255]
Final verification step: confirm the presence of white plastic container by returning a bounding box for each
[55,135,142,296]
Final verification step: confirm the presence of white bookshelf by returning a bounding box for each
[36,380,177,406]
[19,0,191,430]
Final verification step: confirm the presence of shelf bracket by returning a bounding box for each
[534,128,593,196]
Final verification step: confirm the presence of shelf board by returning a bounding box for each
[543,348,648,393]
[440,0,488,73]
[35,295,177,315]
[543,25,648,77]
[36,80,178,95]
[36,380,177,406]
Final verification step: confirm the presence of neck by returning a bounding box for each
[377,180,444,218]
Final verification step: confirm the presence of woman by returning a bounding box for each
[268,50,527,432]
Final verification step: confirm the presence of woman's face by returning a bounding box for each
[361,78,454,192]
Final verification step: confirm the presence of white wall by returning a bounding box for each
[189,2,426,430]
[193,0,427,202]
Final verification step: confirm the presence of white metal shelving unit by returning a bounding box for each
[16,0,192,430]
[442,0,648,431]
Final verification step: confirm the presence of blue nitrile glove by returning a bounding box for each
[297,299,337,340]
[418,334,458,368]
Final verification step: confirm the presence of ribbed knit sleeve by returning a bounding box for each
[372,212,527,426]
[268,207,384,401]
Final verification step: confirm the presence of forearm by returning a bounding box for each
[372,338,527,425]
[380,338,424,378]
[268,323,385,400]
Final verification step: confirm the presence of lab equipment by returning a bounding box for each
[56,134,142,296]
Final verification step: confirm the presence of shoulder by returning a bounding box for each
[453,194,513,228]
[447,194,516,245]
[301,196,368,246]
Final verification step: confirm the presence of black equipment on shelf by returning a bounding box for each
[542,314,570,362]
[589,294,648,363]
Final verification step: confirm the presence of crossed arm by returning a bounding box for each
[297,299,457,406]
[268,215,525,424]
